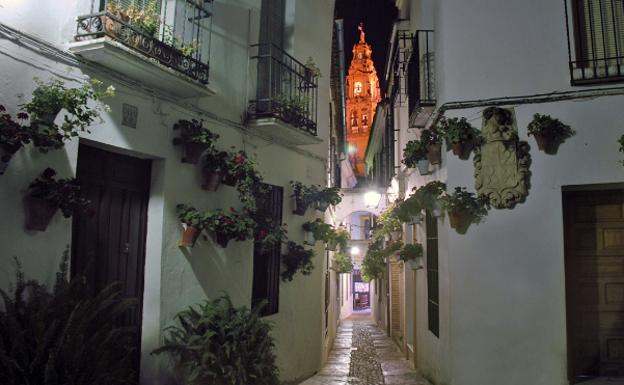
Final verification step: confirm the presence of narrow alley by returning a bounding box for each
[301,314,430,385]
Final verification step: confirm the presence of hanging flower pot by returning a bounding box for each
[391,229,402,241]
[292,196,308,216]
[408,257,423,270]
[24,196,58,231]
[448,209,463,229]
[178,225,201,247]
[431,200,443,218]
[212,232,231,248]
[527,113,575,155]
[417,159,430,175]
[316,200,330,212]
[409,213,424,225]
[426,143,442,165]
[304,230,315,246]
[181,142,208,164]
[326,239,338,251]
[222,172,237,187]
[201,170,222,191]
[533,132,561,155]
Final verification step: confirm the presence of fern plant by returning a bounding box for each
[153,295,280,385]
[0,250,137,385]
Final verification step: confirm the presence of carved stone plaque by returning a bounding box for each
[474,107,531,209]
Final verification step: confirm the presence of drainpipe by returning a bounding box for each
[335,19,348,155]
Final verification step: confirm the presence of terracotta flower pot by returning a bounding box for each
[417,159,429,175]
[25,196,58,231]
[213,232,230,248]
[316,201,330,212]
[426,142,442,165]
[181,142,208,164]
[179,225,200,247]
[533,132,561,155]
[201,170,222,191]
[448,210,462,229]
[292,197,308,216]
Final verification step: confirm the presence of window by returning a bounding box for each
[354,82,363,95]
[362,114,368,127]
[252,183,283,316]
[567,0,624,83]
[426,212,439,337]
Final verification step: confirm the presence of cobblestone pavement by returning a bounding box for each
[298,315,430,385]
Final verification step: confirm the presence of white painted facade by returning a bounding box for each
[0,0,337,383]
[368,0,624,385]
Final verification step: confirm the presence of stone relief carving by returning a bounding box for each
[474,107,531,209]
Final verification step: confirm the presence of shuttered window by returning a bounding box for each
[426,212,439,337]
[252,184,283,317]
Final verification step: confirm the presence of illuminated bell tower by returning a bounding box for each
[345,23,381,177]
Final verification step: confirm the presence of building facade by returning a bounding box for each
[365,1,624,384]
[0,0,339,383]
[345,25,381,177]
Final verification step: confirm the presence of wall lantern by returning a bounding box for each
[363,190,381,208]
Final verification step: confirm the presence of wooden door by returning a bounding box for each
[390,260,404,347]
[71,145,151,373]
[564,189,624,381]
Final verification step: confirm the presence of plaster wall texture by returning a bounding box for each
[0,0,335,383]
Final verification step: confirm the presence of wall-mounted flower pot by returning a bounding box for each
[221,173,237,187]
[0,148,13,175]
[431,201,443,218]
[32,110,60,127]
[181,142,208,164]
[292,197,308,216]
[408,257,424,270]
[24,196,58,231]
[304,231,315,246]
[426,143,442,165]
[533,132,562,155]
[409,213,424,224]
[326,239,338,251]
[447,209,471,234]
[316,201,330,212]
[451,142,473,160]
[201,170,222,191]
[417,159,430,175]
[212,232,230,248]
[391,230,402,241]
[178,225,200,247]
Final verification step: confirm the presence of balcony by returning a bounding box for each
[408,30,435,128]
[565,0,624,85]
[246,44,321,146]
[70,0,214,98]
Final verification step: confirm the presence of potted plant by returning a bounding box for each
[176,204,206,247]
[281,241,315,282]
[402,139,429,175]
[527,113,575,155]
[290,181,318,216]
[304,57,322,83]
[399,243,424,270]
[421,128,443,165]
[107,0,161,37]
[23,78,114,149]
[314,186,342,212]
[381,240,403,261]
[327,227,350,252]
[438,117,480,160]
[361,239,386,282]
[440,187,490,234]
[254,217,288,253]
[394,195,424,224]
[25,168,89,231]
[413,181,446,217]
[374,204,402,241]
[172,119,219,164]
[201,149,227,191]
[0,106,32,175]
[222,150,263,211]
[302,219,331,246]
[332,252,353,274]
[205,207,255,248]
[153,295,280,385]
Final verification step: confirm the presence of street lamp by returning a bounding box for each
[364,190,381,208]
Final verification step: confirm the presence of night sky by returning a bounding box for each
[335,0,398,92]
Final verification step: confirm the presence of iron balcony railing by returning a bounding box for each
[75,0,212,84]
[407,30,435,121]
[247,43,319,136]
[565,0,624,84]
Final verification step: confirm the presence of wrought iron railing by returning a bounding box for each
[247,43,319,136]
[565,0,624,84]
[75,0,212,84]
[407,30,435,121]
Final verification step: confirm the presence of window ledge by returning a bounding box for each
[246,117,322,146]
[69,37,216,98]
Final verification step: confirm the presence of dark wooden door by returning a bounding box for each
[71,145,151,373]
[564,189,624,382]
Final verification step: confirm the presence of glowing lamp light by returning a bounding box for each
[364,190,381,208]
[350,246,360,256]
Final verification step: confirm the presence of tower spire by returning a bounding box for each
[358,22,365,43]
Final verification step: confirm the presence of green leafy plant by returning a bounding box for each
[23,78,114,151]
[281,241,315,282]
[205,207,255,243]
[153,295,279,385]
[176,204,207,230]
[381,240,403,259]
[302,219,332,242]
[0,250,137,385]
[254,216,288,253]
[527,113,575,140]
[413,181,446,213]
[361,239,386,282]
[172,119,219,146]
[290,181,320,209]
[304,57,322,79]
[398,243,423,263]
[0,106,32,161]
[393,195,423,223]
[328,227,350,252]
[107,0,161,36]
[332,252,353,274]
[373,204,402,240]
[402,139,427,168]
[222,150,264,211]
[438,117,480,148]
[421,127,443,146]
[441,187,490,224]
[28,168,89,217]
[315,186,343,209]
[202,149,228,173]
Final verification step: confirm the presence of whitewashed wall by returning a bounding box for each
[0,0,335,383]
